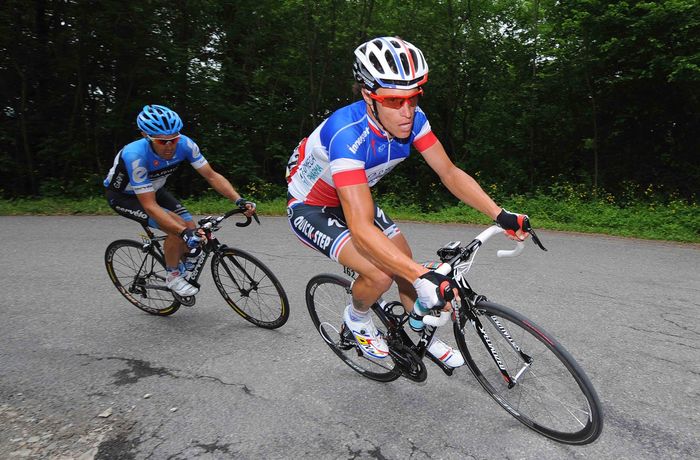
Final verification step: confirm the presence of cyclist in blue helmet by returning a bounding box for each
[104,104,256,297]
[286,37,530,366]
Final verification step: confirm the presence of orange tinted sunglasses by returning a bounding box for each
[369,89,423,109]
[147,134,181,146]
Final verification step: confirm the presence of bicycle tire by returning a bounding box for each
[305,274,401,382]
[454,300,603,444]
[105,239,180,316]
[211,248,289,329]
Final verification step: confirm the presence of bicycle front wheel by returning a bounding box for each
[211,248,289,329]
[455,300,603,444]
[305,274,400,382]
[105,239,180,316]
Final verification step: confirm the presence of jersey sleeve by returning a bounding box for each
[122,148,154,194]
[184,137,208,169]
[412,107,438,153]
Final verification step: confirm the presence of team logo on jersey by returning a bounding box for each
[131,159,148,183]
[348,127,370,155]
[113,172,125,189]
[153,160,160,167]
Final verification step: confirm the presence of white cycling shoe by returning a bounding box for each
[427,337,465,368]
[166,272,199,297]
[343,305,390,359]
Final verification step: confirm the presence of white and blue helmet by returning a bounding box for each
[136,104,183,135]
[353,37,429,91]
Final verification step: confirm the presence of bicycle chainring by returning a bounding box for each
[389,341,427,383]
[173,293,196,307]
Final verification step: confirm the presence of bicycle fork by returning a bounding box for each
[468,308,533,389]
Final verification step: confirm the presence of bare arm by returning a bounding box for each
[337,183,427,282]
[420,139,501,220]
[195,163,242,202]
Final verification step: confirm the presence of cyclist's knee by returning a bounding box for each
[358,269,393,294]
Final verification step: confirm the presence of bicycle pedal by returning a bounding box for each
[338,325,355,350]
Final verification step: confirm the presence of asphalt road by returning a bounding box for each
[1,215,698,459]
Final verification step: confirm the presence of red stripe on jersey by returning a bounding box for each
[369,122,385,137]
[413,131,437,152]
[286,137,308,183]
[305,179,342,207]
[333,169,368,187]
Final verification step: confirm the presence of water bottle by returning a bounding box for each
[184,247,203,274]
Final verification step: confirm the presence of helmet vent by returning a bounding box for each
[369,53,382,72]
[384,50,398,73]
[353,36,428,90]
[400,54,410,74]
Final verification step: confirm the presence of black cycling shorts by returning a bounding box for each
[287,199,400,261]
[106,188,193,229]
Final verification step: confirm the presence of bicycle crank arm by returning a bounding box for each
[141,284,171,292]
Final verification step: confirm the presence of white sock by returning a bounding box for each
[348,305,370,322]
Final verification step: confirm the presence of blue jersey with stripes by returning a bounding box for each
[104,135,208,194]
[286,100,437,207]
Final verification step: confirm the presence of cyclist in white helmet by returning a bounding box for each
[286,37,529,366]
[104,104,256,297]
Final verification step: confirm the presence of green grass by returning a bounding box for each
[1,195,698,243]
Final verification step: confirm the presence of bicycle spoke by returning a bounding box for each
[456,301,602,443]
[212,249,289,329]
[305,274,400,382]
[105,240,179,315]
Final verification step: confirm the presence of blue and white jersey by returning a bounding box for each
[286,100,437,207]
[104,135,208,194]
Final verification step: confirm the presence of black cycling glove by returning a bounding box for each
[235,197,256,211]
[412,270,455,310]
[496,209,527,237]
[180,228,203,249]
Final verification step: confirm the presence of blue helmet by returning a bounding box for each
[136,104,183,135]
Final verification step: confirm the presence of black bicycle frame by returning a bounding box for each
[450,262,533,389]
[374,300,456,376]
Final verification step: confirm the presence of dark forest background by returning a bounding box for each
[1,0,698,204]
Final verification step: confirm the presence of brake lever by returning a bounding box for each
[523,217,547,251]
[252,213,260,225]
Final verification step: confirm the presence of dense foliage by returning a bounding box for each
[1,0,698,202]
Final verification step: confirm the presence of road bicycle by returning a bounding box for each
[305,220,603,444]
[105,208,289,329]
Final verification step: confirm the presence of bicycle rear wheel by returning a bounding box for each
[211,248,289,329]
[305,274,400,382]
[105,239,180,316]
[455,300,603,444]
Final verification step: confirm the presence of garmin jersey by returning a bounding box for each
[104,135,208,194]
[286,100,438,207]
